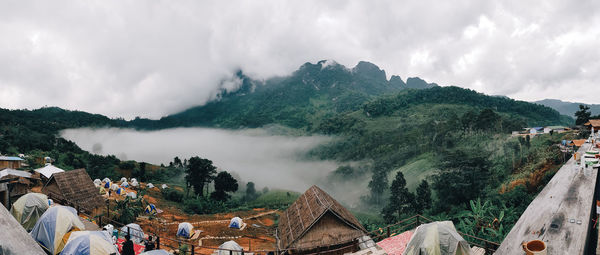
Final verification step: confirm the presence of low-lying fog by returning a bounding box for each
[61,127,342,193]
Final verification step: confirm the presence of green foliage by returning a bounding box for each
[185,156,217,197]
[575,104,591,125]
[244,182,259,201]
[211,171,238,201]
[162,188,184,203]
[367,166,388,205]
[382,172,415,223]
[115,196,144,224]
[414,180,432,214]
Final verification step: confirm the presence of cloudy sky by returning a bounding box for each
[1,0,599,119]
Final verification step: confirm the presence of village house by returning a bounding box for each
[0,168,37,209]
[277,185,368,255]
[584,119,600,130]
[42,168,105,215]
[0,156,24,169]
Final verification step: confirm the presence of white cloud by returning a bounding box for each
[1,0,599,119]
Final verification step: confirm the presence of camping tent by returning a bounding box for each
[93,179,101,187]
[120,177,127,183]
[131,178,137,183]
[61,231,118,255]
[177,222,194,238]
[145,204,157,214]
[98,186,107,195]
[131,180,139,187]
[116,188,126,195]
[102,178,111,183]
[111,184,119,191]
[104,181,111,188]
[229,217,243,229]
[127,192,137,199]
[217,241,243,255]
[121,181,129,187]
[161,184,168,189]
[10,193,49,231]
[120,223,145,243]
[403,221,471,255]
[147,183,155,189]
[140,250,171,255]
[30,205,85,255]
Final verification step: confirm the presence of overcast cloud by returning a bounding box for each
[1,0,599,119]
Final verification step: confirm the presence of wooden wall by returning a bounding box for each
[291,211,363,254]
[0,160,21,169]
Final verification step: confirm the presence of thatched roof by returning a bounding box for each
[277,185,367,251]
[42,169,104,211]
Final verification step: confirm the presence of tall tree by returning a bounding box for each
[211,171,238,201]
[384,171,415,220]
[414,180,432,213]
[185,156,217,197]
[245,182,258,201]
[368,167,388,205]
[575,104,591,125]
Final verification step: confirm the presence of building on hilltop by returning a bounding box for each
[277,185,367,255]
[584,119,600,130]
[42,168,105,215]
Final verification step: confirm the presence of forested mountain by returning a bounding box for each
[127,60,438,129]
[535,99,600,117]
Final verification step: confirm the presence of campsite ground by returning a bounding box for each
[106,184,280,254]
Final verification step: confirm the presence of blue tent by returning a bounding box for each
[177,222,194,238]
[145,204,157,214]
[104,182,110,188]
[228,217,243,229]
[30,206,85,255]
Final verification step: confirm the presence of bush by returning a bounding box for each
[162,188,184,203]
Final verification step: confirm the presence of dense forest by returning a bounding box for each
[0,60,578,243]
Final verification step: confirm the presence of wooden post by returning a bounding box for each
[191,244,195,255]
[416,215,420,226]
[156,236,160,249]
[106,200,110,219]
[128,226,130,236]
[98,215,102,227]
[386,227,390,237]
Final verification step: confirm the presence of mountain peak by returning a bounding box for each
[352,61,386,81]
[406,77,438,89]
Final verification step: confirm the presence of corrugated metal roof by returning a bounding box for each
[0,156,24,161]
[0,168,32,179]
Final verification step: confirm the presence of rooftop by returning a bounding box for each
[0,156,24,161]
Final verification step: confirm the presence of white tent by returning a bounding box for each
[131,178,137,183]
[34,164,65,179]
[120,177,127,183]
[102,178,111,183]
[126,192,137,199]
[110,184,119,191]
[217,241,243,255]
[93,179,102,186]
[121,181,129,188]
[229,217,243,229]
[403,221,471,255]
[147,183,155,188]
[161,184,168,189]
[177,222,194,238]
[120,223,145,243]
[131,180,139,187]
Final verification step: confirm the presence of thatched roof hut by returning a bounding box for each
[42,169,105,215]
[277,185,367,255]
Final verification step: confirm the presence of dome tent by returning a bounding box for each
[131,179,139,187]
[98,186,107,195]
[104,182,111,189]
[229,217,244,229]
[61,231,118,255]
[121,223,145,243]
[403,221,471,255]
[111,183,119,191]
[30,206,85,255]
[161,184,168,189]
[145,204,157,214]
[10,193,49,231]
[177,222,194,238]
[120,177,127,183]
[102,178,111,183]
[121,181,129,188]
[93,179,101,187]
[147,183,155,189]
[116,188,126,195]
[127,192,137,199]
[217,241,243,255]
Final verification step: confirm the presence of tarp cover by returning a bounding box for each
[61,231,118,255]
[30,205,85,255]
[177,222,194,238]
[217,241,243,255]
[229,217,243,229]
[10,193,49,231]
[403,221,471,255]
[120,223,145,243]
[140,250,170,255]
[34,164,65,179]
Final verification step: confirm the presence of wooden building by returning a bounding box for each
[0,156,24,169]
[277,185,367,255]
[0,168,37,209]
[584,119,600,130]
[42,169,105,215]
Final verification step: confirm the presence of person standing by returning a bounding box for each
[122,235,135,255]
[144,235,155,251]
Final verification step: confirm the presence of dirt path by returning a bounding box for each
[163,209,279,226]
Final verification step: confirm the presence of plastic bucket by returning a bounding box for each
[522,240,546,255]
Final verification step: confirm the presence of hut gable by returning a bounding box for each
[278,185,366,252]
[42,169,104,212]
